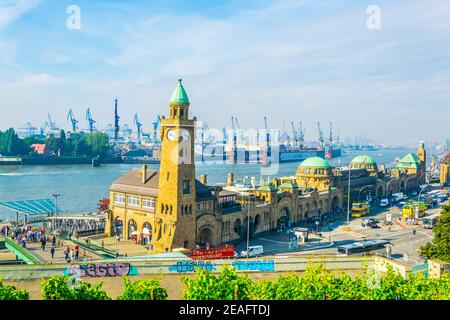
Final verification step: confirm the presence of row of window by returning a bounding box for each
[114,194,155,209]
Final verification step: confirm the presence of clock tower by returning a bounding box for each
[151,79,197,252]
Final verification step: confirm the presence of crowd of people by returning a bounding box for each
[1,224,82,263]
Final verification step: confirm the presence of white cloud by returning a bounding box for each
[0,0,40,29]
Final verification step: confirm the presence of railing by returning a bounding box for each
[5,237,46,264]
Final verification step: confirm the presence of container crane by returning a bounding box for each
[317,122,324,150]
[86,108,96,133]
[134,114,143,144]
[18,122,38,137]
[67,109,79,132]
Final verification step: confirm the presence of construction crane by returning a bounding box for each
[134,114,143,144]
[151,115,161,143]
[86,108,96,133]
[67,109,79,132]
[114,98,120,141]
[317,122,324,150]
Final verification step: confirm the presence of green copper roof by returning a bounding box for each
[350,155,377,165]
[279,181,298,189]
[258,183,278,192]
[170,79,189,105]
[419,141,425,148]
[396,153,420,169]
[300,157,331,168]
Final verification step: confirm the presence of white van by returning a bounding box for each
[240,245,264,258]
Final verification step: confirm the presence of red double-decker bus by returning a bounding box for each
[190,244,235,260]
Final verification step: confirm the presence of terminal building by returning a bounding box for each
[440,153,450,186]
[105,80,427,252]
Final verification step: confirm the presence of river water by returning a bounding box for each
[0,149,419,220]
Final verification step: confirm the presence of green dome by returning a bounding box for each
[170,79,189,105]
[300,157,331,168]
[396,153,420,169]
[350,155,377,165]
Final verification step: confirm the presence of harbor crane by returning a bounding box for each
[18,122,38,137]
[40,121,49,136]
[86,108,96,133]
[329,122,333,145]
[231,116,238,145]
[291,121,298,148]
[317,122,325,150]
[47,113,59,131]
[114,98,120,141]
[299,121,305,149]
[233,116,245,141]
[122,124,132,140]
[103,124,114,139]
[67,109,79,132]
[151,115,161,143]
[134,114,143,144]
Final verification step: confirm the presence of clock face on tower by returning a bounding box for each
[167,129,176,141]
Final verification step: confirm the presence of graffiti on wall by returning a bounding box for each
[65,263,137,278]
[168,261,216,273]
[232,260,275,272]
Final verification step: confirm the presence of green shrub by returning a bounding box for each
[117,278,168,300]
[0,280,29,300]
[41,276,110,300]
[181,266,253,300]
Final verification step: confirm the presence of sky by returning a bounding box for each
[0,0,449,146]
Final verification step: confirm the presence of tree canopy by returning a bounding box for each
[420,203,450,262]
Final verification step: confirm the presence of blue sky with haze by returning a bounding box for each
[0,0,449,145]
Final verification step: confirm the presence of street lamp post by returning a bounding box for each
[246,194,251,259]
[346,166,351,228]
[51,194,61,234]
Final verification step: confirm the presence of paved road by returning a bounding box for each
[235,200,444,266]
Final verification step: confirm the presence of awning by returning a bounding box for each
[0,199,60,216]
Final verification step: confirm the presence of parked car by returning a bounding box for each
[240,245,264,258]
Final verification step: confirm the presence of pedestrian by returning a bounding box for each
[52,235,56,246]
[50,245,55,259]
[64,246,70,261]
[41,235,47,251]
[69,249,74,262]
[74,246,79,260]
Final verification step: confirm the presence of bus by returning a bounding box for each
[351,202,370,218]
[336,239,391,256]
[402,201,427,219]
